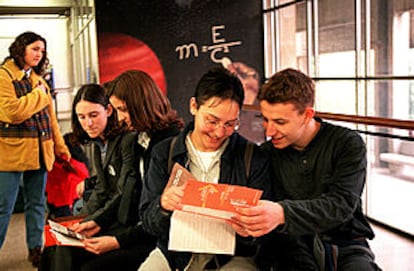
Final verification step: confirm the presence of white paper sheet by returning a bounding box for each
[49,229,85,247]
[168,210,235,255]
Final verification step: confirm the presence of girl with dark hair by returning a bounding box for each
[41,71,183,270]
[70,83,122,146]
[107,70,183,133]
[40,83,141,271]
[70,83,136,219]
[0,31,70,267]
[3,31,49,75]
[64,70,184,271]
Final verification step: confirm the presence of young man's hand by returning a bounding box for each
[228,200,285,237]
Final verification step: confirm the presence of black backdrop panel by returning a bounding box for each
[95,0,264,142]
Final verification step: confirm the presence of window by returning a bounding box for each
[263,0,414,235]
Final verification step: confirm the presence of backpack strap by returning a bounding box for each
[167,136,178,174]
[244,141,254,179]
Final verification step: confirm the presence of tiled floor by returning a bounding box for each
[369,221,414,271]
[0,214,36,271]
[368,167,414,236]
[0,213,413,271]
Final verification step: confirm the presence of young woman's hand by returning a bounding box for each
[82,236,120,254]
[70,220,101,237]
[37,81,48,94]
[160,185,185,212]
[76,181,85,197]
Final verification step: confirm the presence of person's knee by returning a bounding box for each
[138,248,171,271]
[338,245,381,271]
[339,259,381,271]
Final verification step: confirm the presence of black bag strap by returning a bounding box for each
[0,67,13,79]
[167,136,178,174]
[167,135,254,179]
[244,141,254,179]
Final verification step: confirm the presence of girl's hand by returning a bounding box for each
[37,81,48,94]
[160,185,185,212]
[76,181,85,197]
[70,220,101,237]
[82,236,120,255]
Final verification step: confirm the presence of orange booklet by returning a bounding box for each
[166,163,196,188]
[168,163,263,219]
[45,219,85,247]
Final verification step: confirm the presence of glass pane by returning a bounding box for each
[317,0,356,77]
[367,135,414,236]
[276,2,308,71]
[370,0,414,77]
[263,9,276,77]
[315,79,357,115]
[366,79,414,121]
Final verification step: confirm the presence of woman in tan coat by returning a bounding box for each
[0,31,70,267]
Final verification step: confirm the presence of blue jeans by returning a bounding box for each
[0,169,47,249]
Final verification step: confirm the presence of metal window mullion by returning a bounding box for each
[262,0,276,78]
[70,3,80,90]
[307,0,319,77]
[274,0,280,72]
[364,0,371,117]
[355,0,362,117]
[362,0,371,215]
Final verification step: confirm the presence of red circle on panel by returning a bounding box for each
[98,32,167,94]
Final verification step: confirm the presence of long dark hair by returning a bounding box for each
[107,70,183,134]
[2,31,48,75]
[71,84,122,144]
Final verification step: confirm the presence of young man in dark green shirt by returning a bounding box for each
[230,68,381,271]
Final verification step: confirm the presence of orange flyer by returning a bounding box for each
[167,163,263,219]
[180,179,263,219]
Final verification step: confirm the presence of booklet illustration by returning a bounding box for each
[181,179,262,219]
[168,163,263,219]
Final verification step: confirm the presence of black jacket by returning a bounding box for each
[81,131,139,225]
[113,125,182,248]
[139,122,274,270]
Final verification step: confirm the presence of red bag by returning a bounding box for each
[46,158,89,207]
